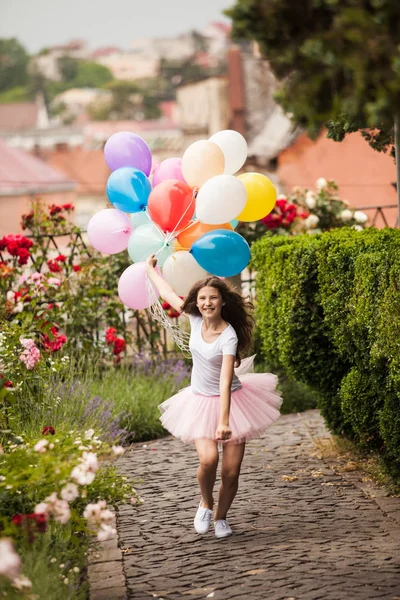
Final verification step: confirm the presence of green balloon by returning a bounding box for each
[127,223,173,267]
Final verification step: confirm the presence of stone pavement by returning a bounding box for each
[89,410,400,600]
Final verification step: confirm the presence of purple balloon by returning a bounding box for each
[118,262,161,310]
[152,157,186,187]
[104,132,152,175]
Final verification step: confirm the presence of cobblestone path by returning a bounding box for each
[91,410,400,600]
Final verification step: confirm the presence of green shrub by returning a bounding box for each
[252,233,349,433]
[252,228,400,479]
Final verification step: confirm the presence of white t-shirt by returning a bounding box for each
[189,314,242,396]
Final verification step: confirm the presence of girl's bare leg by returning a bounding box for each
[194,439,219,510]
[214,442,246,520]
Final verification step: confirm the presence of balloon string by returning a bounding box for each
[165,194,196,241]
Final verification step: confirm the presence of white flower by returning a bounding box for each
[83,502,103,524]
[0,538,21,579]
[304,214,320,229]
[100,509,115,525]
[84,429,95,440]
[34,439,48,453]
[111,445,125,456]
[353,224,363,231]
[6,291,15,302]
[73,567,80,573]
[40,493,71,524]
[341,209,353,222]
[12,575,32,591]
[305,190,316,209]
[13,302,24,314]
[97,524,117,542]
[353,210,368,224]
[316,177,328,190]
[60,483,79,503]
[34,502,49,515]
[71,465,96,486]
[81,452,98,473]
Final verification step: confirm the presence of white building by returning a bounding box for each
[94,51,160,80]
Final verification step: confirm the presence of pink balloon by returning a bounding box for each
[152,158,186,187]
[87,209,132,255]
[118,262,161,310]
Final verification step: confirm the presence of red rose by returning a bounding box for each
[49,204,62,216]
[17,247,30,265]
[72,265,81,272]
[55,254,66,262]
[276,199,287,210]
[113,338,126,355]
[42,426,55,435]
[47,260,62,273]
[105,327,117,345]
[62,203,74,211]
[161,301,170,310]
[6,241,19,256]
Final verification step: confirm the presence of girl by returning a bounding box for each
[145,254,282,539]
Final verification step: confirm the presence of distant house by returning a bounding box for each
[47,146,110,229]
[0,140,76,235]
[0,95,50,133]
[33,40,88,81]
[53,87,112,121]
[93,50,160,80]
[176,76,230,147]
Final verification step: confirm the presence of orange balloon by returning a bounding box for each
[177,221,233,250]
[148,180,195,233]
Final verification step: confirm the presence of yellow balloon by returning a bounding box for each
[236,173,277,222]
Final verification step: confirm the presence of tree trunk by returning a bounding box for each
[395,115,400,228]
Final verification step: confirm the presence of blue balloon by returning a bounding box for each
[106,167,151,213]
[230,219,239,229]
[191,230,250,277]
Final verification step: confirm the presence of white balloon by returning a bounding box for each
[196,174,247,225]
[162,251,208,297]
[209,130,248,175]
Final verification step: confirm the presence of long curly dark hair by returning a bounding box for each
[181,276,255,359]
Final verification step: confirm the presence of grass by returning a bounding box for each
[10,356,190,444]
[310,434,400,496]
[254,360,319,414]
[0,522,88,599]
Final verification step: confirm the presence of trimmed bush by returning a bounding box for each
[252,228,400,478]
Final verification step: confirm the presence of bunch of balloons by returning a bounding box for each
[87,130,277,310]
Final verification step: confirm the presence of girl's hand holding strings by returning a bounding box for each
[216,423,232,441]
[146,254,158,272]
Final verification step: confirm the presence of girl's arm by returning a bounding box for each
[145,254,186,315]
[216,354,235,441]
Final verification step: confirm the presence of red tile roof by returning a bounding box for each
[0,139,76,196]
[47,147,110,195]
[278,131,397,224]
[90,46,121,58]
[0,102,38,132]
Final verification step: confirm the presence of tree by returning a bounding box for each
[58,55,79,82]
[226,0,400,215]
[73,61,114,88]
[0,38,29,92]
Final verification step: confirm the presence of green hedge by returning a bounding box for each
[251,228,400,478]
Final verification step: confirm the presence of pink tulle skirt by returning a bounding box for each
[158,372,282,445]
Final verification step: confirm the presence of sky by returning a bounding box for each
[0,0,234,54]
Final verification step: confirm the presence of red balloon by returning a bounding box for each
[148,180,195,233]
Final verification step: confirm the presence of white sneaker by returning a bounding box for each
[214,519,233,538]
[194,504,213,534]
